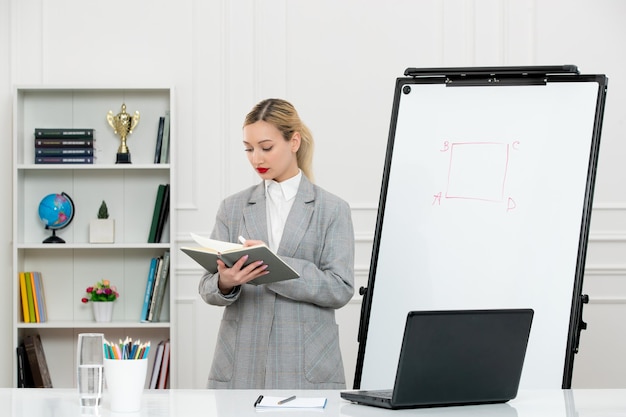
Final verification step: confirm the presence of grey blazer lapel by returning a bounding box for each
[242,183,269,243]
[278,176,315,257]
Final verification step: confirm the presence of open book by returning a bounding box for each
[181,233,299,285]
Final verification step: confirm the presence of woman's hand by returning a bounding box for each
[216,254,268,294]
[241,239,264,247]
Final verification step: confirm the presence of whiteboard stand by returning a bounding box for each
[354,65,608,390]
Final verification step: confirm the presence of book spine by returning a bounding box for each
[34,138,95,148]
[157,340,170,389]
[24,272,36,323]
[159,111,170,164]
[149,341,165,389]
[35,147,94,156]
[155,184,170,243]
[151,250,171,322]
[34,128,94,138]
[16,344,26,388]
[19,272,30,323]
[24,335,44,387]
[140,257,159,322]
[32,334,53,387]
[147,257,164,322]
[35,156,94,164]
[148,184,166,243]
[154,116,165,163]
[34,272,46,323]
[30,272,40,323]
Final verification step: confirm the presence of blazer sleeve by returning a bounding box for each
[198,200,242,306]
[266,198,355,309]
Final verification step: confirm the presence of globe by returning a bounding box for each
[38,192,75,243]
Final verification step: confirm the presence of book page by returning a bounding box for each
[190,233,243,252]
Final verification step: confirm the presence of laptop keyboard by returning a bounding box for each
[367,389,393,399]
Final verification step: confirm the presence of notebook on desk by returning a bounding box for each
[341,308,534,410]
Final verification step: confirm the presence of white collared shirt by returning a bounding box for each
[265,171,301,252]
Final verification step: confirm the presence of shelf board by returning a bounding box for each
[16,320,171,329]
[17,243,170,249]
[17,164,170,170]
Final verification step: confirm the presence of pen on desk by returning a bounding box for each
[238,235,247,244]
[253,395,263,407]
[277,395,296,405]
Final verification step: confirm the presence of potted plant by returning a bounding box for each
[81,279,120,322]
[89,200,115,243]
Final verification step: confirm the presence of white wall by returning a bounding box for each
[1,0,625,389]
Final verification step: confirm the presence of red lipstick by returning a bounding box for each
[256,167,269,174]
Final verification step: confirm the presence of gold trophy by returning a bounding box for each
[107,103,140,164]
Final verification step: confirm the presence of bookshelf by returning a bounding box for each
[11,86,176,388]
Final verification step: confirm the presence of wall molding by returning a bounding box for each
[587,296,626,305]
[585,264,626,276]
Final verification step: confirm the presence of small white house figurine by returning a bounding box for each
[89,200,115,243]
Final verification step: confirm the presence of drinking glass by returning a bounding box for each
[77,333,104,407]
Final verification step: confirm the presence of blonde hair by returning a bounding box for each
[244,98,315,182]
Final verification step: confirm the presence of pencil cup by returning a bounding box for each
[103,358,148,413]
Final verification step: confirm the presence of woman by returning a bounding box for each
[198,98,355,389]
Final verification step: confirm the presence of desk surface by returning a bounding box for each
[2,388,625,416]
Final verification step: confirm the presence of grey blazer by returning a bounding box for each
[199,175,355,389]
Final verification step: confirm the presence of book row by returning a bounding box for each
[32,115,171,164]
[19,251,170,324]
[140,250,171,323]
[16,334,171,389]
[19,272,48,323]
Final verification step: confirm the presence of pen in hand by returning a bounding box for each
[238,235,247,244]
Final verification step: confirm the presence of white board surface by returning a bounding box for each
[359,79,602,390]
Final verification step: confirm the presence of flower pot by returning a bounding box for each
[92,301,114,322]
[89,219,115,243]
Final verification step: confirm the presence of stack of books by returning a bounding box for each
[34,128,95,164]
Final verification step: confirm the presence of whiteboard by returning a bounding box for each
[357,72,607,390]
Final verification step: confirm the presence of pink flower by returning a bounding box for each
[82,280,120,302]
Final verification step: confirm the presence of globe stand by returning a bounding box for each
[39,192,74,244]
[43,229,66,244]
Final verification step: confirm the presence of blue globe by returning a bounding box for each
[38,192,75,243]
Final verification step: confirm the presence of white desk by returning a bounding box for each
[1,388,624,416]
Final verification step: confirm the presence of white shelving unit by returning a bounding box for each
[12,86,176,388]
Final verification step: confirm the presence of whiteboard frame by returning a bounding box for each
[354,66,608,390]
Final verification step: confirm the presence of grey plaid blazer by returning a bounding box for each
[199,175,355,389]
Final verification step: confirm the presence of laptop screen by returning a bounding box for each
[392,309,534,407]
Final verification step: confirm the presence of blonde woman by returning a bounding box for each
[199,98,355,389]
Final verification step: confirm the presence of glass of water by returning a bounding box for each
[77,333,104,407]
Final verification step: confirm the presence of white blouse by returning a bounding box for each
[264,170,301,252]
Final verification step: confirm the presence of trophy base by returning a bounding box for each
[116,153,132,164]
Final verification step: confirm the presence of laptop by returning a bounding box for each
[341,308,534,409]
